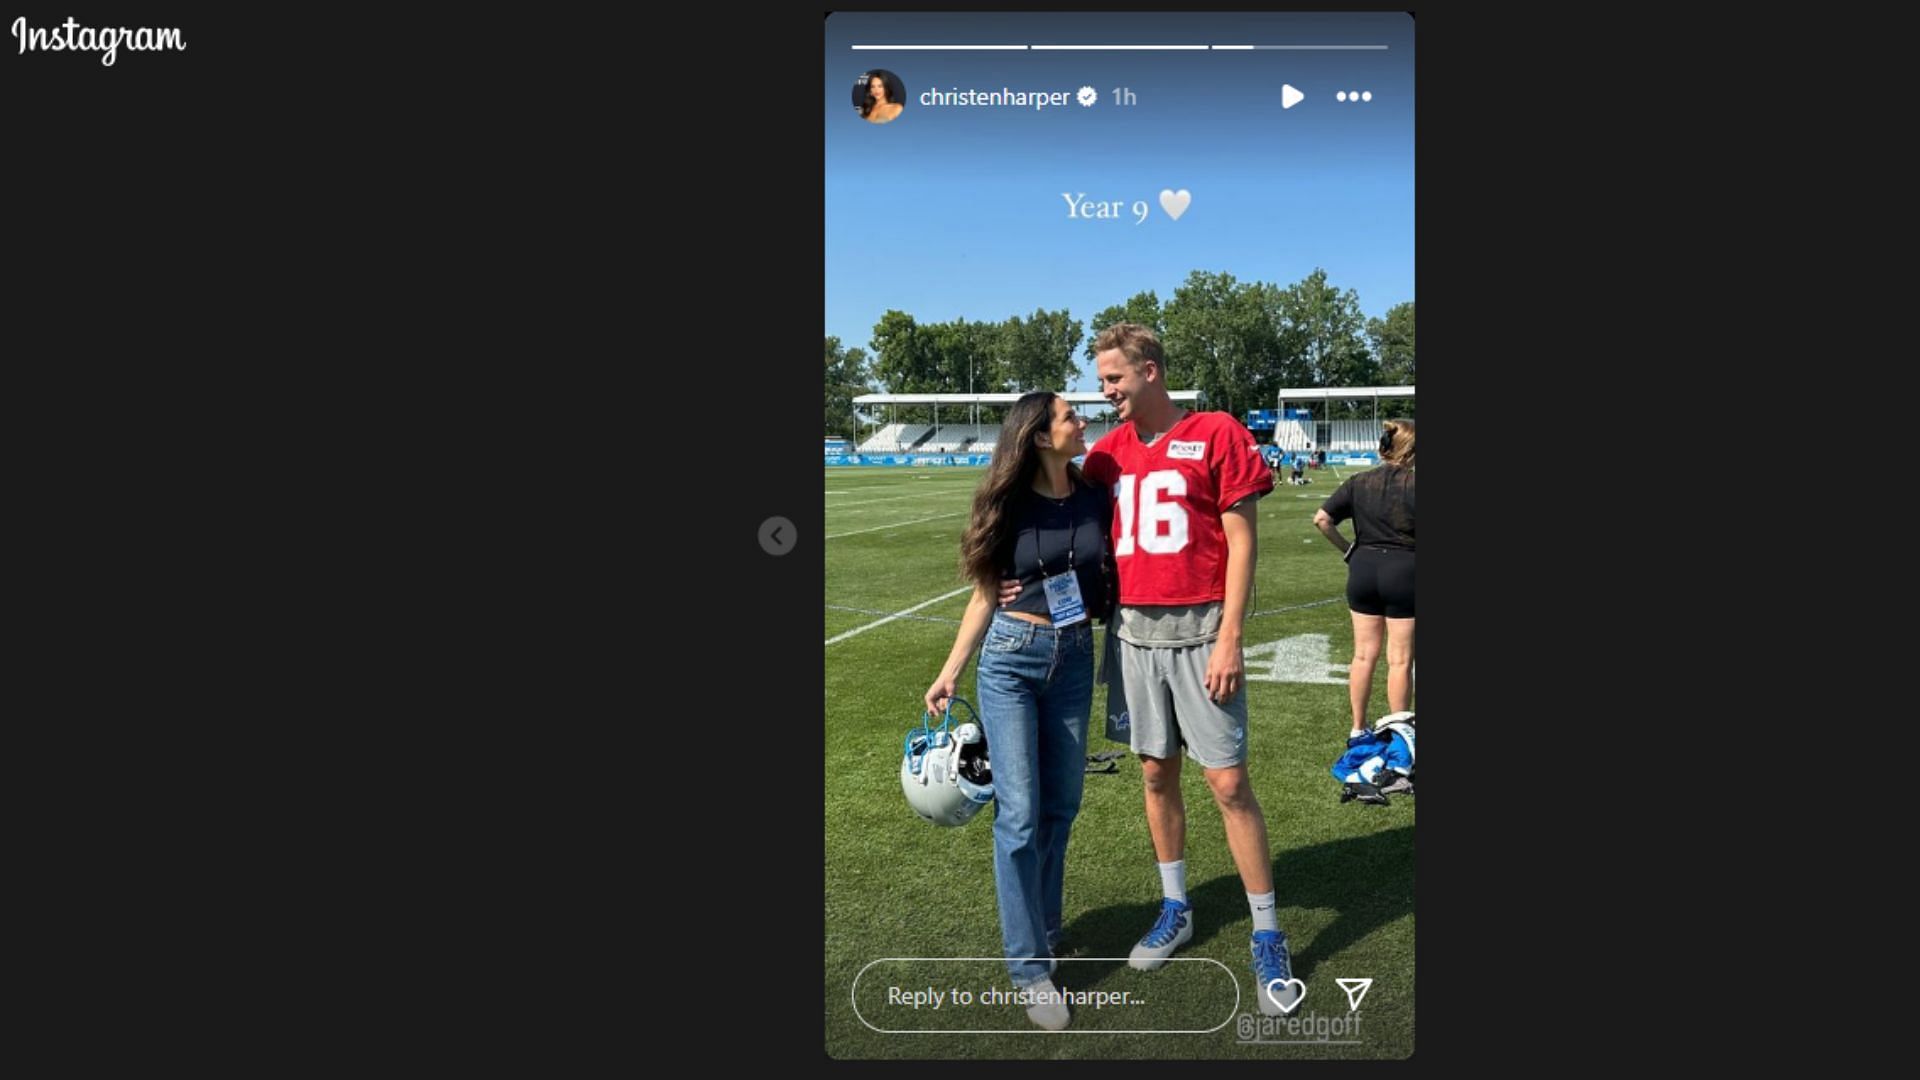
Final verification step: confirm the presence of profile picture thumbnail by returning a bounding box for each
[853,69,906,124]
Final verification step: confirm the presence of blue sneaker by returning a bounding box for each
[1252,929,1302,1016]
[1128,898,1193,971]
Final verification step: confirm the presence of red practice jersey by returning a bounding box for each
[1083,411,1274,606]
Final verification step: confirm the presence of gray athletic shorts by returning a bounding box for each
[1107,636,1248,768]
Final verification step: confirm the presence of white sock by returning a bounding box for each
[1158,860,1187,904]
[1248,891,1279,932]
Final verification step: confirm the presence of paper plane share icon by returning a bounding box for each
[1335,977,1373,1011]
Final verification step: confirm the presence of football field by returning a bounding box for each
[825,465,1415,1059]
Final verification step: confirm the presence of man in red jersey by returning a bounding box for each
[1081,323,1298,1018]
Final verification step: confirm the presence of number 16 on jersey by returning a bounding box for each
[1113,471,1189,556]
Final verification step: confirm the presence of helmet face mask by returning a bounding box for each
[902,700,995,826]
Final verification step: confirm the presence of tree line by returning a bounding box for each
[826,268,1413,437]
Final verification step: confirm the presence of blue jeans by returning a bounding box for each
[973,612,1094,988]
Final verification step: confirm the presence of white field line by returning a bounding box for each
[827,490,969,509]
[824,594,1346,646]
[826,604,962,626]
[825,512,968,540]
[825,587,973,645]
[1246,597,1346,619]
[825,482,946,495]
[831,482,975,494]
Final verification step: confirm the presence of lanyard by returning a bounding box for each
[1030,490,1077,577]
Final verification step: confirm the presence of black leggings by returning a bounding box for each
[1347,546,1415,618]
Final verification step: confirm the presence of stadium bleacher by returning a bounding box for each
[1267,419,1390,453]
[921,424,994,452]
[855,416,1389,456]
[864,420,1123,453]
[856,423,934,453]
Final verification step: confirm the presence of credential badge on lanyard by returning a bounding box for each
[1036,503,1088,628]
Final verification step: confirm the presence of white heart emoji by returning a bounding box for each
[1158,189,1191,221]
[1265,977,1307,1014]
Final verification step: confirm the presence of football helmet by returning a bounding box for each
[901,697,994,827]
[1372,711,1415,766]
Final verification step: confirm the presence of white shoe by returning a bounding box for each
[1022,977,1070,1030]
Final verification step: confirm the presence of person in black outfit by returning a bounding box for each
[1313,419,1415,739]
[924,391,1113,1031]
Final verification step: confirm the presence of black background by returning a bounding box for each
[8,2,1805,1069]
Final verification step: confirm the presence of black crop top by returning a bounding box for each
[1002,482,1113,623]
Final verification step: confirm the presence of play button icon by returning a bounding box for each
[1282,84,1304,109]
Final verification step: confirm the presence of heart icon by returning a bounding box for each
[1265,978,1307,1014]
[1158,189,1191,221]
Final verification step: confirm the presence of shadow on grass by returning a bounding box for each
[1054,823,1413,989]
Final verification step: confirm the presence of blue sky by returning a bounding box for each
[825,11,1414,394]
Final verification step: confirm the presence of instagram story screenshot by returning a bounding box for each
[825,10,1413,1059]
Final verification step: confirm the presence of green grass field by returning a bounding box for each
[825,465,1413,1060]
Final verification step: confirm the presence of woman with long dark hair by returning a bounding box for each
[923,391,1111,1031]
[859,70,905,123]
[1314,419,1415,738]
